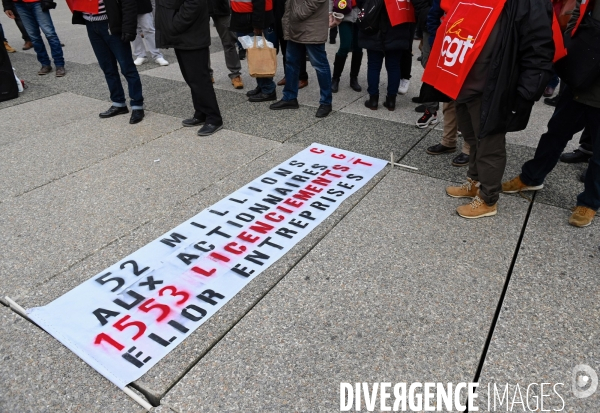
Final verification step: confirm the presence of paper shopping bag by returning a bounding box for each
[247,34,277,78]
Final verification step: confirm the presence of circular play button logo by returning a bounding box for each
[572,364,598,398]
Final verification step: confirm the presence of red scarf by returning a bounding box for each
[66,0,99,14]
[422,0,506,99]
[385,0,416,26]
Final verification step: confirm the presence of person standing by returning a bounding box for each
[330,0,363,93]
[230,0,277,102]
[131,0,170,66]
[503,0,600,227]
[426,101,471,166]
[273,0,308,89]
[269,0,332,117]
[7,0,65,76]
[440,0,554,219]
[71,0,145,123]
[2,0,33,50]
[207,0,244,89]
[156,0,223,135]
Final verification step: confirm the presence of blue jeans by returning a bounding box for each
[521,87,600,211]
[14,2,64,67]
[366,49,402,97]
[86,20,144,109]
[283,41,332,105]
[237,28,276,94]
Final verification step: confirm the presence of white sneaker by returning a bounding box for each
[155,57,169,66]
[134,57,147,66]
[398,79,410,95]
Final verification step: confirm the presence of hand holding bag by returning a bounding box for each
[247,34,277,78]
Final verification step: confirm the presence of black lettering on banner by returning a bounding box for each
[289,160,305,167]
[244,250,270,266]
[120,260,149,276]
[248,186,263,192]
[206,226,231,238]
[229,198,247,204]
[194,241,215,252]
[299,210,316,221]
[285,182,300,188]
[209,209,229,216]
[95,272,125,292]
[274,168,293,177]
[312,177,332,187]
[262,194,283,205]
[302,169,319,176]
[227,220,243,228]
[327,189,345,197]
[190,222,206,229]
[168,320,189,333]
[258,236,284,250]
[160,233,188,248]
[291,175,310,183]
[148,333,177,347]
[181,304,207,322]
[122,346,152,368]
[93,308,120,326]
[261,177,277,184]
[249,203,270,214]
[275,187,294,196]
[289,218,309,229]
[311,164,328,170]
[347,174,363,181]
[231,264,255,278]
[249,221,274,234]
[293,190,316,201]
[138,276,164,291]
[275,227,298,239]
[320,196,337,203]
[114,290,145,310]
[337,181,355,190]
[177,253,200,266]
[236,213,255,222]
[197,289,225,306]
[310,201,330,211]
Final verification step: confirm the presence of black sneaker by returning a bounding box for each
[197,123,223,136]
[248,91,277,102]
[426,143,456,155]
[416,110,438,128]
[560,149,592,164]
[544,96,558,107]
[452,152,470,167]
[415,104,426,113]
[182,116,206,127]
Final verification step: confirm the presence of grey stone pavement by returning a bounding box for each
[1,6,598,412]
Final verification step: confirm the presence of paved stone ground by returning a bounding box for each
[1,6,598,412]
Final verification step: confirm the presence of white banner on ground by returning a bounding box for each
[28,144,387,389]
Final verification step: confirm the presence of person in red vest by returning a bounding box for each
[425,0,554,219]
[229,0,277,102]
[503,0,600,227]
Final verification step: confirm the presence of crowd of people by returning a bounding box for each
[0,0,598,227]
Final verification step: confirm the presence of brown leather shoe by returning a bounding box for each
[502,176,543,194]
[38,65,53,75]
[231,76,244,89]
[299,79,308,89]
[446,178,479,198]
[23,41,33,50]
[569,206,596,227]
[277,77,286,86]
[456,195,497,219]
[55,66,66,77]
[4,41,16,53]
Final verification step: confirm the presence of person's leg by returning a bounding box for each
[0,22,5,42]
[329,26,338,44]
[577,111,600,210]
[213,15,242,79]
[333,22,352,77]
[366,49,383,96]
[578,128,593,155]
[455,101,478,182]
[254,27,276,94]
[383,49,401,96]
[104,29,144,109]
[521,88,588,186]
[132,34,146,59]
[175,47,222,125]
[441,101,458,149]
[400,49,412,80]
[282,40,302,101]
[85,21,126,107]
[32,3,64,67]
[305,43,332,106]
[14,3,51,67]
[12,8,32,43]
[138,13,162,60]
[349,23,362,78]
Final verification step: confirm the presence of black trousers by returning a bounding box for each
[175,47,222,125]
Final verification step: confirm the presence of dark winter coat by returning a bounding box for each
[229,0,274,32]
[72,0,138,36]
[412,0,431,32]
[136,0,153,15]
[155,0,211,49]
[358,6,413,52]
[426,0,442,46]
[208,0,230,17]
[282,0,328,43]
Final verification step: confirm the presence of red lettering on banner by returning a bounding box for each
[238,231,260,243]
[305,184,323,193]
[224,242,247,255]
[311,177,332,187]
[264,212,285,222]
[284,198,304,208]
[210,252,230,263]
[158,286,190,305]
[321,169,342,179]
[191,266,216,276]
[249,221,275,234]
[331,153,346,159]
[94,333,125,351]
[352,158,373,166]
[310,148,324,154]
[333,165,350,171]
[293,190,316,201]
[113,315,146,340]
[277,205,294,214]
[139,299,171,322]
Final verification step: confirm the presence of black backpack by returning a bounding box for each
[0,44,18,102]
[357,0,385,35]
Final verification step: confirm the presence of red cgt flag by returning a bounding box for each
[385,0,416,26]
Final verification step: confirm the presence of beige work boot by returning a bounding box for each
[457,195,497,219]
[4,41,16,53]
[569,206,596,227]
[502,175,543,193]
[231,75,244,89]
[446,177,479,198]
